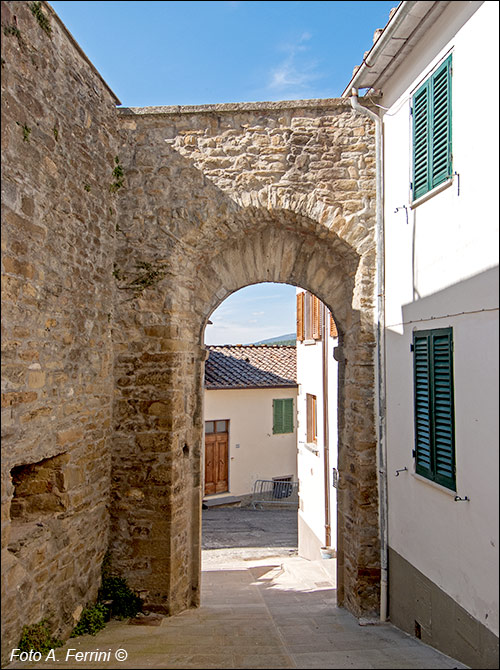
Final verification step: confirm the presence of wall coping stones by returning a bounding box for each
[118,98,354,117]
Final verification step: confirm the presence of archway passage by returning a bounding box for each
[110,100,379,620]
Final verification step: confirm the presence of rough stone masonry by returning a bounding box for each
[1,1,379,661]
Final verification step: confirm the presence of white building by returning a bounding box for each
[204,345,298,502]
[295,290,339,561]
[341,1,499,666]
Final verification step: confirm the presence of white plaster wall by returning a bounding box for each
[296,292,339,557]
[204,386,298,497]
[382,0,499,636]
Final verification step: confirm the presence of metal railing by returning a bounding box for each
[250,479,299,509]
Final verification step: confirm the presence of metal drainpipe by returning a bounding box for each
[322,302,331,548]
[349,88,388,622]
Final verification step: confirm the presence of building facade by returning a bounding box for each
[295,290,339,562]
[204,345,298,501]
[344,1,499,666]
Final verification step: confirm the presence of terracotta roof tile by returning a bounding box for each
[205,345,297,390]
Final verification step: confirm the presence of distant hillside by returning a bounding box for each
[253,333,296,346]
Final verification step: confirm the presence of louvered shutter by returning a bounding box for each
[413,328,455,490]
[430,57,452,189]
[296,293,304,341]
[412,55,452,200]
[413,332,433,478]
[412,81,430,200]
[273,399,283,434]
[283,398,294,433]
[312,296,321,340]
[306,394,317,443]
[431,330,455,489]
[273,399,294,434]
[329,314,338,338]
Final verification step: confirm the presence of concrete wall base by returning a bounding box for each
[388,547,499,669]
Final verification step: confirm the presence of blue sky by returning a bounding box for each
[50,0,397,344]
[205,283,298,345]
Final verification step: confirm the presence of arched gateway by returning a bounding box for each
[110,99,380,618]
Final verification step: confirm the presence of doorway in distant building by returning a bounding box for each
[204,419,229,495]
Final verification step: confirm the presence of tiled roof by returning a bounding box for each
[205,345,297,390]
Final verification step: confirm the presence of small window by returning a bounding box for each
[205,420,228,434]
[306,394,317,444]
[412,55,452,200]
[273,398,294,434]
[413,328,456,490]
[215,420,228,433]
[297,291,322,341]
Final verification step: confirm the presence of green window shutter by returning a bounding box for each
[273,399,283,434]
[413,328,456,491]
[273,398,294,434]
[283,398,294,433]
[430,57,452,189]
[413,333,433,478]
[412,81,431,200]
[431,331,455,489]
[412,55,452,199]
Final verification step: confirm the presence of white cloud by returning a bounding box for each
[268,32,321,94]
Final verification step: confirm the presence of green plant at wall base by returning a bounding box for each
[70,604,107,637]
[98,554,142,619]
[98,575,142,619]
[84,184,91,192]
[53,127,59,141]
[18,620,63,654]
[110,156,124,193]
[29,2,52,36]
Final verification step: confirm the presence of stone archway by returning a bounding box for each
[110,100,379,619]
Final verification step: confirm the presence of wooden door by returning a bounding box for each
[204,420,229,495]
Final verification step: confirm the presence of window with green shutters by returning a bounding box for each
[273,398,294,434]
[412,55,452,200]
[412,328,456,491]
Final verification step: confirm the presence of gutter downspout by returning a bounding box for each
[349,89,388,623]
[322,303,331,548]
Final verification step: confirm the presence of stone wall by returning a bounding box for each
[2,1,381,660]
[1,1,119,660]
[111,101,380,618]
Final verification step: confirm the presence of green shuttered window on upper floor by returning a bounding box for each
[273,398,294,434]
[412,55,452,200]
[413,328,456,491]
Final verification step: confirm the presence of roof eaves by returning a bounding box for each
[206,384,298,391]
[341,1,451,98]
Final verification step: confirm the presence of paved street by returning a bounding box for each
[8,507,466,669]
